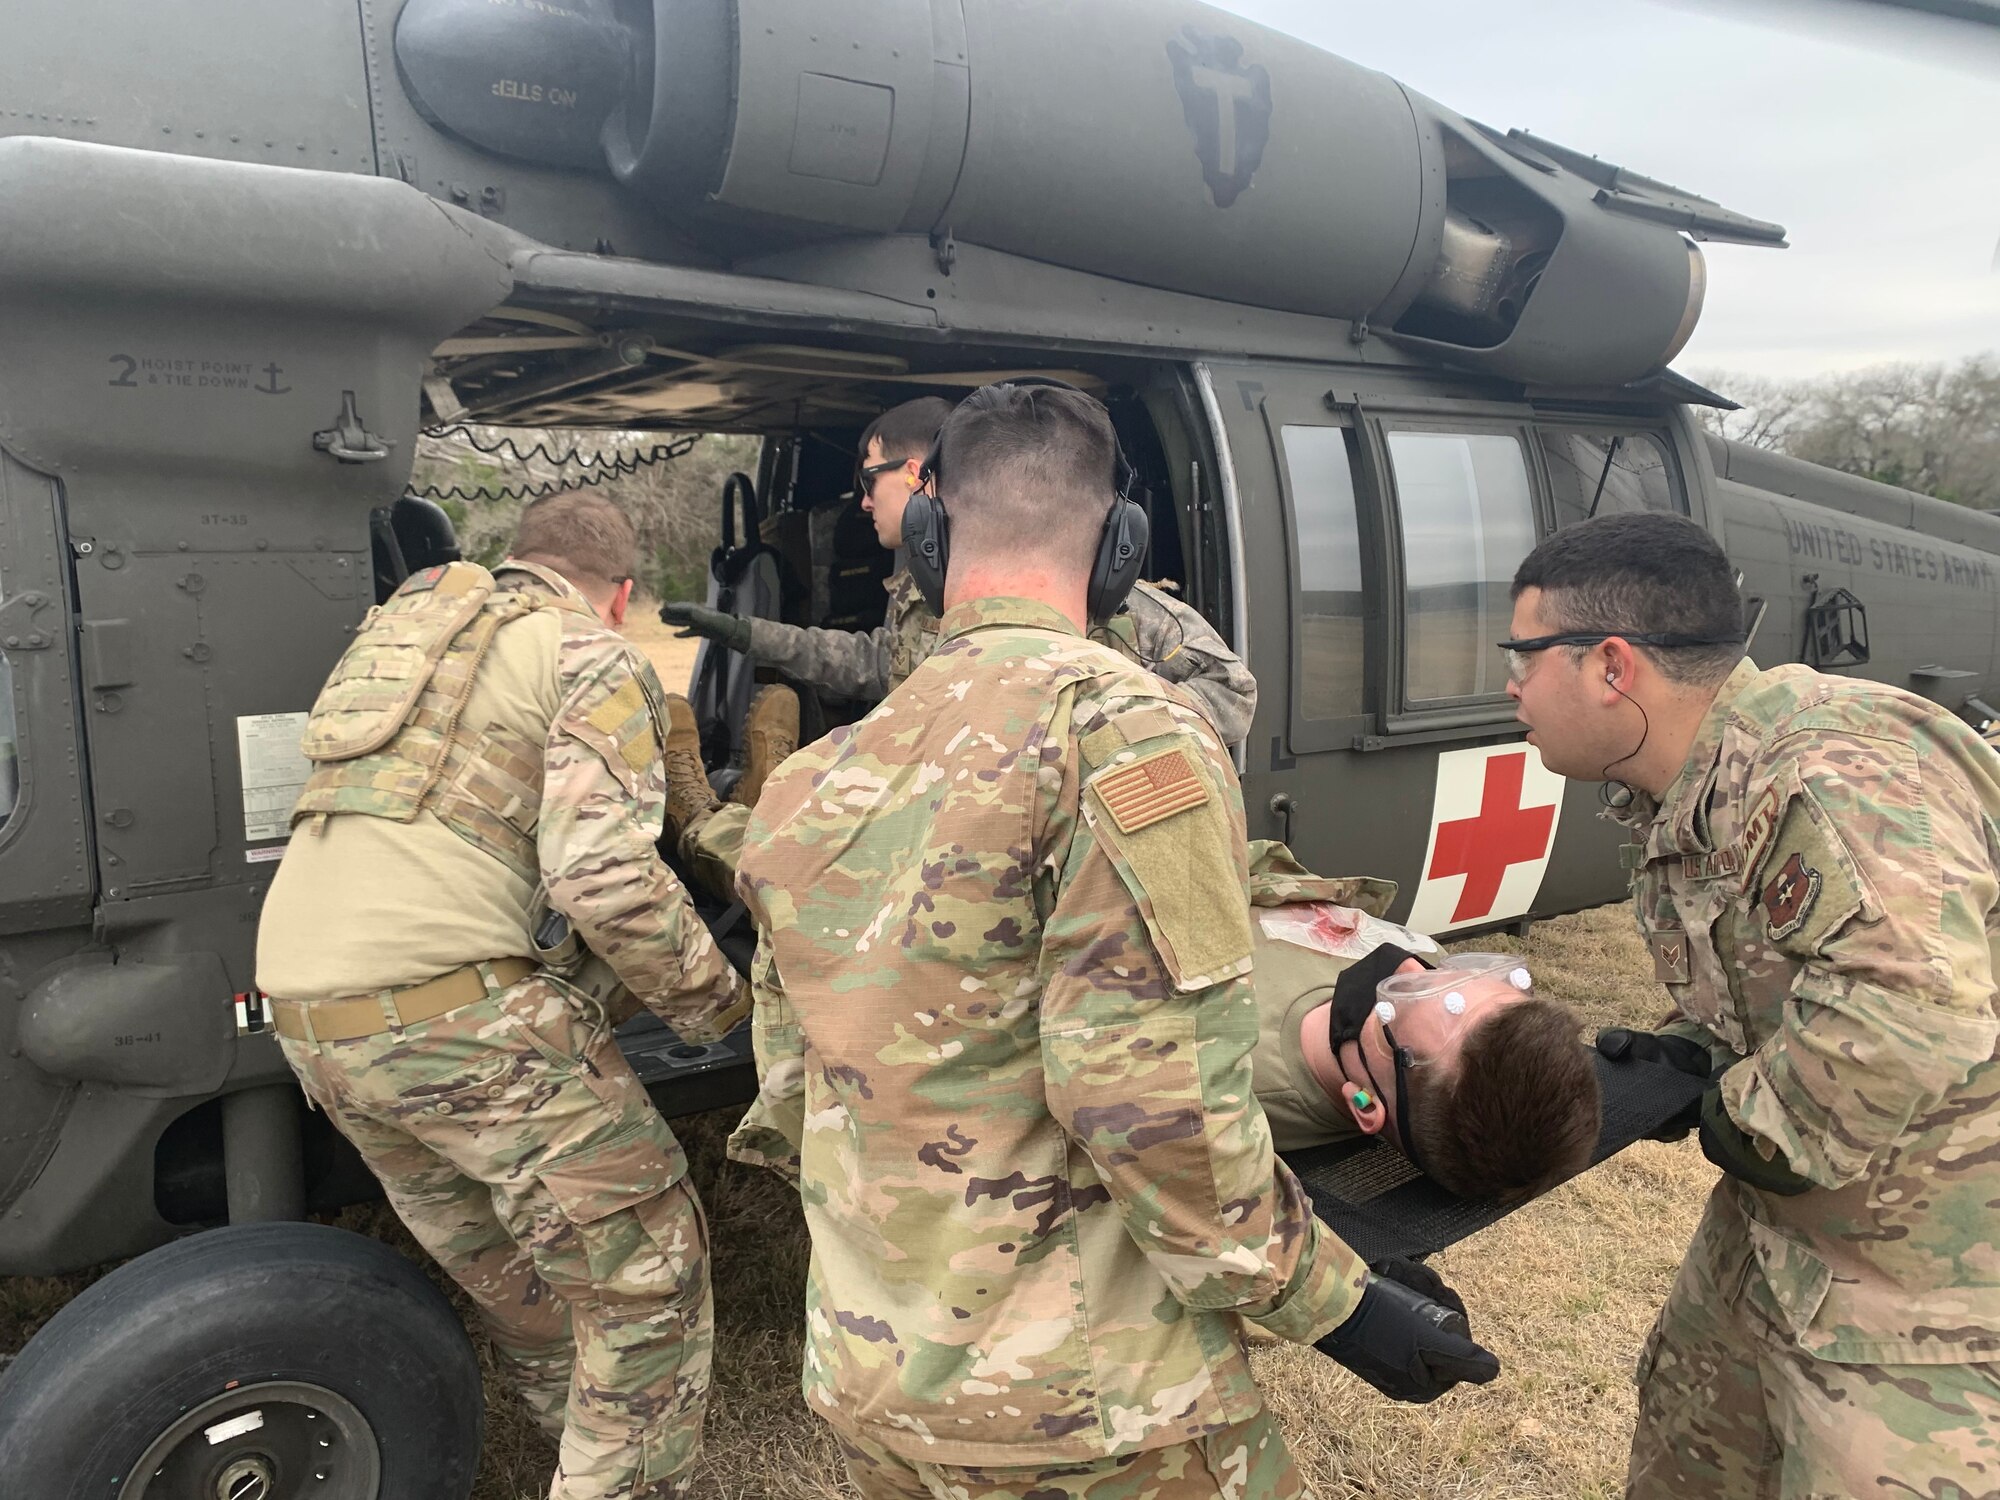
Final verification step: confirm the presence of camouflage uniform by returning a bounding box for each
[744,568,1259,744]
[1613,658,2000,1499]
[258,560,744,1500]
[685,571,1258,898]
[1243,842,1398,1153]
[726,597,1365,1497]
[832,1407,1309,1499]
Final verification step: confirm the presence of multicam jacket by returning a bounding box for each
[727,597,1365,1466]
[1618,658,2000,1363]
[746,568,1259,745]
[264,560,739,1038]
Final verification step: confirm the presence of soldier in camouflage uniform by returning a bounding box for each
[1504,512,2000,1499]
[664,395,1256,745]
[726,383,1497,1500]
[660,395,1258,902]
[258,495,745,1500]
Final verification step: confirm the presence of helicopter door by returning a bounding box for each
[1200,362,1590,935]
[0,451,93,929]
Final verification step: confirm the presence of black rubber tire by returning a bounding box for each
[0,1221,483,1499]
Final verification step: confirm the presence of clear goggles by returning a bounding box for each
[1373,952,1535,1051]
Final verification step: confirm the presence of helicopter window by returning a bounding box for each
[1389,431,1538,704]
[1278,424,1366,719]
[1540,429,1682,527]
[0,656,17,833]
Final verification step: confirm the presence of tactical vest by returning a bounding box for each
[292,561,591,881]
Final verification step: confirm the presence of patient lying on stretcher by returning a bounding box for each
[1247,842,1603,1203]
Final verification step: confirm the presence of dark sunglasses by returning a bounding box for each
[856,457,906,485]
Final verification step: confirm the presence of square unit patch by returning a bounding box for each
[1094,747,1209,833]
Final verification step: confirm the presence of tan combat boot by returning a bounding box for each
[661,692,721,843]
[732,684,799,807]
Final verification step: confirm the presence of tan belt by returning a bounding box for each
[271,957,537,1044]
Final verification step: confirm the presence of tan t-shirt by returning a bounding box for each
[1249,925,1363,1152]
[256,608,564,1001]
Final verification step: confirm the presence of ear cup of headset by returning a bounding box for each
[1086,496,1150,623]
[901,487,951,616]
[903,378,1148,621]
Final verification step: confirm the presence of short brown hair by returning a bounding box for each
[509,493,638,592]
[936,384,1118,572]
[1403,1000,1602,1202]
[1512,514,1745,687]
[860,397,953,464]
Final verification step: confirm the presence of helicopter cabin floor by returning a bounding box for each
[1,902,1709,1500]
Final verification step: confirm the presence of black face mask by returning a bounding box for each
[1326,944,1436,1177]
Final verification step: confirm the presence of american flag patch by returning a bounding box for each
[1094,747,1209,833]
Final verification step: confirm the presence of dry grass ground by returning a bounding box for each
[0,902,1708,1499]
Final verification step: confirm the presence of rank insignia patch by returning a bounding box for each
[1762,851,1821,941]
[1094,747,1209,833]
[1648,931,1690,984]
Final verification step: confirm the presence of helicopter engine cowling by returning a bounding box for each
[397,0,1781,388]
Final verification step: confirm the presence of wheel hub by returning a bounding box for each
[217,1454,276,1500]
[119,1380,382,1500]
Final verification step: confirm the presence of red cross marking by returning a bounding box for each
[1426,751,1558,923]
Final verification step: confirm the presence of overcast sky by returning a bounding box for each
[1209,0,2000,383]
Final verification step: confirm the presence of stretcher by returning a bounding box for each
[1280,1051,1709,1263]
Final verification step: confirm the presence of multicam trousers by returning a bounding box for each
[681,800,750,907]
[833,1406,1313,1500]
[1628,1197,2000,1500]
[280,970,713,1500]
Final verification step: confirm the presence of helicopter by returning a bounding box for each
[2,1,1998,1494]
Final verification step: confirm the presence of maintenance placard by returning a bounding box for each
[236,711,310,845]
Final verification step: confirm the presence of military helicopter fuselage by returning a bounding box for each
[2,0,1996,1316]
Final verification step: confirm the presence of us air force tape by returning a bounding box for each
[1278,1047,1709,1264]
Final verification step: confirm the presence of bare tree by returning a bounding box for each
[1691,373,1812,451]
[1694,356,2000,510]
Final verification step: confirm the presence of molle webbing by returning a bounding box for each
[293,562,555,878]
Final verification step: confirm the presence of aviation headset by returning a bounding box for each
[901,377,1150,623]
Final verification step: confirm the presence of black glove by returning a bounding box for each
[1369,1256,1466,1320]
[1595,1028,1714,1141]
[659,601,752,653]
[1314,1266,1500,1404]
[1697,1087,1813,1196]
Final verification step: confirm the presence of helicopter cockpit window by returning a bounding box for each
[1390,431,1538,704]
[1540,429,1682,528]
[1278,424,1366,720]
[0,656,18,834]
